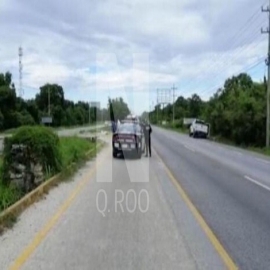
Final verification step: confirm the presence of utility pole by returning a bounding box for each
[172,84,177,126]
[151,101,154,123]
[156,89,159,124]
[262,1,270,148]
[48,86,51,116]
[89,102,91,124]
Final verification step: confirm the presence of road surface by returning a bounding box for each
[153,126,270,270]
[0,134,229,270]
[1,127,269,269]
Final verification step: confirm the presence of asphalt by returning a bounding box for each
[0,134,228,270]
[152,126,270,270]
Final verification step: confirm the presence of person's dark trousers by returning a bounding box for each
[145,141,148,156]
[145,137,151,157]
[148,137,151,157]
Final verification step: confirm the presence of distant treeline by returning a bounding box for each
[0,71,131,131]
[149,73,267,147]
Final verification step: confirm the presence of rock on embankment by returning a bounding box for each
[8,144,45,192]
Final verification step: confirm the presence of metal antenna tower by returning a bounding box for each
[156,88,173,123]
[19,46,23,97]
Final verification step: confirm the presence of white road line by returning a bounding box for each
[244,175,270,192]
[255,158,270,165]
[184,145,195,152]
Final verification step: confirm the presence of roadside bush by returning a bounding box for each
[174,119,184,129]
[0,131,98,215]
[2,125,62,185]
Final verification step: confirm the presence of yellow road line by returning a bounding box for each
[153,148,238,270]
[9,156,106,270]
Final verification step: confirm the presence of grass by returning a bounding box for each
[0,136,99,217]
[0,122,103,135]
[0,157,23,212]
[158,123,189,134]
[59,136,96,167]
[1,128,17,135]
[0,184,22,212]
[245,146,270,156]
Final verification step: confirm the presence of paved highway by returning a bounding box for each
[153,126,270,270]
[1,127,269,269]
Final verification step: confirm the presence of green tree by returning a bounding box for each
[151,72,267,147]
[0,74,17,129]
[108,97,130,121]
[35,84,65,113]
[188,94,203,118]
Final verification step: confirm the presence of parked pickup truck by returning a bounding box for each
[189,119,210,138]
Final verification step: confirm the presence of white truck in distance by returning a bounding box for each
[189,119,209,138]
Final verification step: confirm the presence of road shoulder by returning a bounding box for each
[0,144,106,270]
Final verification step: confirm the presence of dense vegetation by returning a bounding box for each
[2,126,62,186]
[0,71,130,131]
[0,126,97,212]
[149,73,267,147]
[108,97,130,122]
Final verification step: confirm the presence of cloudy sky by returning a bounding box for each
[0,0,268,114]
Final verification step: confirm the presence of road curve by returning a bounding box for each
[152,126,270,270]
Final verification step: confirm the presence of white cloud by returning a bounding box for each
[0,0,268,112]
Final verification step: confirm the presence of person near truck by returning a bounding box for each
[111,120,117,133]
[142,120,152,157]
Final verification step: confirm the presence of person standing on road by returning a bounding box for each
[111,120,117,133]
[143,120,152,157]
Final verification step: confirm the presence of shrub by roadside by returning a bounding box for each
[0,127,98,216]
[2,126,62,188]
[158,121,189,134]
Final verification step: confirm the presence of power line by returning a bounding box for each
[150,58,265,114]
[182,30,265,92]
[181,34,265,98]
[180,6,265,95]
[197,53,265,97]
[132,0,270,114]
[198,57,265,99]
